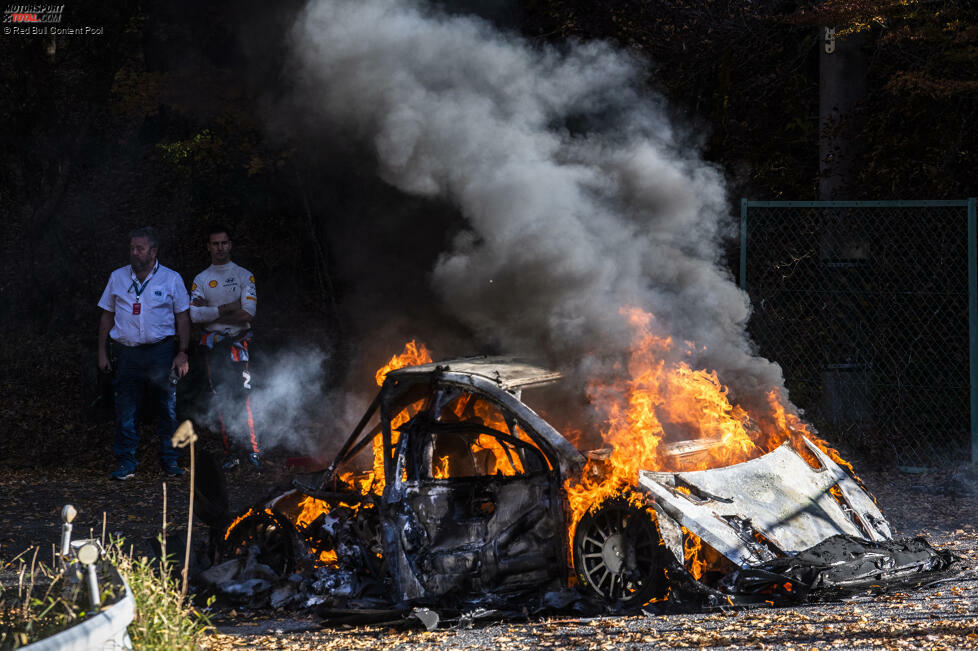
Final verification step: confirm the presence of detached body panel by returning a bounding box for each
[638,438,892,570]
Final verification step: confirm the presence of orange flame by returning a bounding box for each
[296,495,329,530]
[365,341,434,495]
[224,508,257,541]
[376,340,433,387]
[294,495,375,567]
[565,306,858,578]
[433,455,450,479]
[567,308,760,530]
[682,527,707,580]
[441,393,525,476]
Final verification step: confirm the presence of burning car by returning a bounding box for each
[209,353,955,613]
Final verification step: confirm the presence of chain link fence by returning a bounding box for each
[741,200,977,468]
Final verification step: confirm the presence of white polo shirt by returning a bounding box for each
[189,262,257,337]
[98,262,191,346]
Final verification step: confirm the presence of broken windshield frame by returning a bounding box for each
[391,418,551,483]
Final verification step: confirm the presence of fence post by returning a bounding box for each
[970,197,977,464]
[740,198,748,290]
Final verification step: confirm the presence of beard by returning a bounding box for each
[131,255,153,272]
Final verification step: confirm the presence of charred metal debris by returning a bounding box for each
[190,357,959,623]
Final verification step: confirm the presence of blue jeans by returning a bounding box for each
[112,338,178,469]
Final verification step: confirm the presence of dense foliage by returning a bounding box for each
[522,0,978,199]
[0,0,974,466]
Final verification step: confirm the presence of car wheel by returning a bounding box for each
[573,498,669,606]
[224,510,299,577]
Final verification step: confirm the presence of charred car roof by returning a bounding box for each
[385,356,563,390]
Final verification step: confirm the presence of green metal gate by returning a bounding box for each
[741,199,978,468]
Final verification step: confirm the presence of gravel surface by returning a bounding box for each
[202,468,978,650]
[2,459,976,649]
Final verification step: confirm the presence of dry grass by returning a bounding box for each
[0,545,120,649]
[107,538,214,650]
[0,538,211,650]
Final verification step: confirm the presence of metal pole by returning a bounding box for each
[60,522,72,557]
[86,563,100,609]
[740,198,748,290]
[969,197,977,464]
[74,541,102,609]
[59,504,76,568]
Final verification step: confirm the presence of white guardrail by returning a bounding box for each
[22,562,135,651]
[22,506,136,650]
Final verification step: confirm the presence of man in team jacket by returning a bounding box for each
[189,225,261,471]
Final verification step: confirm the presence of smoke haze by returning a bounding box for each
[286,0,785,415]
[193,346,335,456]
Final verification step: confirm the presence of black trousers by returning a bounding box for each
[202,342,259,455]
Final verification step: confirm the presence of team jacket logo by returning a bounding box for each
[209,280,218,288]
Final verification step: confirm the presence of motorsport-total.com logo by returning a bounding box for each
[3,4,104,35]
[3,3,64,23]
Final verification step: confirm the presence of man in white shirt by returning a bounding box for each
[97,227,191,480]
[190,225,261,471]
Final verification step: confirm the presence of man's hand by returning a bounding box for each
[97,309,114,373]
[174,310,190,374]
[191,297,206,307]
[171,351,190,378]
[98,349,112,373]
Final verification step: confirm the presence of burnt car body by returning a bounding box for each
[214,357,955,611]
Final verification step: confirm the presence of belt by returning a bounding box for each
[112,335,174,349]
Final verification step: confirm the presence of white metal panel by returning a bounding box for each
[638,438,891,568]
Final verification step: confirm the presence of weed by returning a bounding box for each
[0,539,211,650]
[107,538,213,650]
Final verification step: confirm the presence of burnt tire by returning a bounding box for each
[573,498,668,607]
[223,510,300,576]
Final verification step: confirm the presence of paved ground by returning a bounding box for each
[2,459,976,649]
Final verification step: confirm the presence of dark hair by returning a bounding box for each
[207,224,233,242]
[129,226,159,250]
